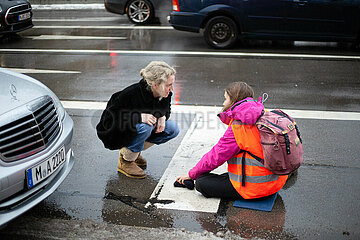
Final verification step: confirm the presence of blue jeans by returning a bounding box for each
[127,120,179,152]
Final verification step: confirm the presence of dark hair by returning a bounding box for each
[223,82,254,111]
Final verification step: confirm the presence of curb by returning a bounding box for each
[1,217,244,240]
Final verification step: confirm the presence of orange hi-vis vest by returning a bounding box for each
[228,120,288,199]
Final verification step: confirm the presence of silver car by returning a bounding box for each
[0,68,74,227]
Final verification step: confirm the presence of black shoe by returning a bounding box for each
[174,180,195,190]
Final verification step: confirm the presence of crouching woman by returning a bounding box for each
[97,61,179,179]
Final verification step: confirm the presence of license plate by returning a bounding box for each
[18,12,31,21]
[26,146,66,189]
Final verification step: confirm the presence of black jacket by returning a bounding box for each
[96,79,172,150]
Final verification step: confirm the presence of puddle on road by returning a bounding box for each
[2,112,299,239]
[99,174,298,239]
[10,164,299,239]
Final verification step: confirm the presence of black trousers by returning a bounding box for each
[195,172,243,199]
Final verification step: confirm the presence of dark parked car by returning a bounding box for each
[104,0,171,24]
[170,0,360,49]
[0,0,33,35]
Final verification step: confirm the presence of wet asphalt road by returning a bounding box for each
[1,6,360,240]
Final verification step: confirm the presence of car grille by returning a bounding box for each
[5,3,32,25]
[0,96,61,162]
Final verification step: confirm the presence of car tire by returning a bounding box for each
[126,0,154,24]
[204,16,238,49]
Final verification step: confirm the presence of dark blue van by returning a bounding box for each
[170,0,360,49]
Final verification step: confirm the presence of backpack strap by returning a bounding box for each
[295,125,303,144]
[239,150,264,187]
[245,151,263,163]
[230,99,255,111]
[271,110,292,122]
[241,150,246,187]
[256,110,265,123]
[271,110,303,144]
[284,134,291,154]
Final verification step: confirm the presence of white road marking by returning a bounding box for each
[33,25,174,30]
[61,100,360,121]
[294,41,338,47]
[32,17,122,22]
[32,4,105,10]
[1,49,360,60]
[25,35,127,40]
[5,68,81,74]
[61,100,360,212]
[61,100,107,110]
[149,113,227,213]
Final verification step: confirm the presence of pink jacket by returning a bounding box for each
[188,98,264,180]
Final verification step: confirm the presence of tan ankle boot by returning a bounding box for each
[135,154,147,166]
[134,142,154,166]
[117,148,146,179]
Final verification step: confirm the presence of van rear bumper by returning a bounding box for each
[169,12,204,33]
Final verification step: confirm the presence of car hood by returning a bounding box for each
[0,68,56,115]
[0,0,30,9]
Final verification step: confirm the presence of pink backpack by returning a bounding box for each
[250,110,303,175]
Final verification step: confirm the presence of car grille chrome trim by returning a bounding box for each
[5,3,32,26]
[0,119,39,143]
[0,96,61,162]
[0,130,42,151]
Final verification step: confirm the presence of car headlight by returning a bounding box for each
[0,5,3,27]
[51,95,66,121]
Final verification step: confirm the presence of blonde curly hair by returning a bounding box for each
[140,61,176,87]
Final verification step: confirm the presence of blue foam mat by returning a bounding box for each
[233,193,278,212]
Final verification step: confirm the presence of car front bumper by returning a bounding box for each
[0,112,75,227]
[104,0,126,15]
[0,20,33,35]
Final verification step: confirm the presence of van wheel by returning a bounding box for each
[204,16,238,49]
[126,0,154,24]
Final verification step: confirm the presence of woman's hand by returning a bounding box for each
[141,113,157,126]
[155,116,166,133]
[176,174,192,185]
